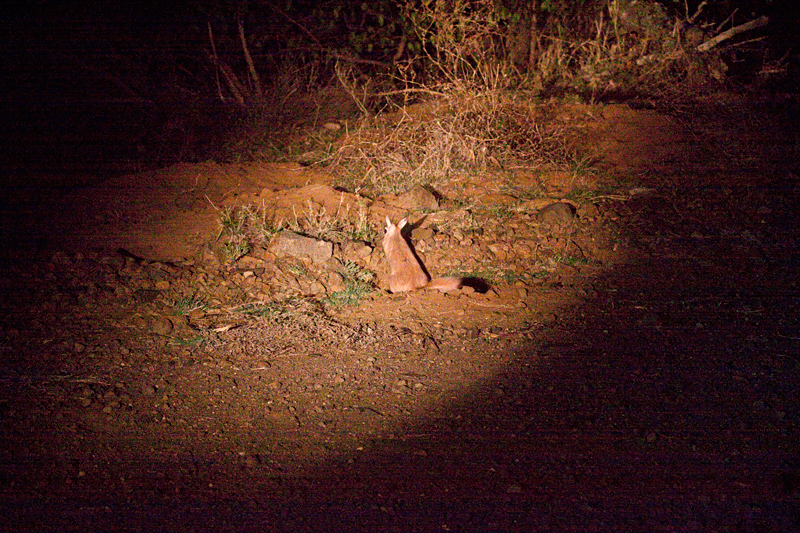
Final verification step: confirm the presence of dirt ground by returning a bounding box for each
[1,98,799,532]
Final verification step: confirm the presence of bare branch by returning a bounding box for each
[688,0,707,24]
[207,22,225,102]
[215,59,247,106]
[238,20,263,99]
[698,15,769,52]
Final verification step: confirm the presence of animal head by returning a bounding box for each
[383,216,407,242]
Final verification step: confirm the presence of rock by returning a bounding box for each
[477,192,517,205]
[341,241,373,259]
[411,227,434,242]
[188,308,206,321]
[327,272,346,292]
[309,281,326,295]
[488,244,507,260]
[517,198,556,213]
[271,231,334,264]
[381,185,439,211]
[579,203,600,218]
[536,202,576,227]
[201,248,222,269]
[250,248,277,261]
[237,256,266,269]
[133,289,160,303]
[151,316,173,336]
[398,185,439,211]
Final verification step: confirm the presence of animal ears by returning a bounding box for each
[385,217,408,229]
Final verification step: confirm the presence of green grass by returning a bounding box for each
[322,280,373,308]
[566,153,599,178]
[217,205,281,262]
[234,297,319,321]
[235,302,286,320]
[285,263,309,277]
[553,254,589,267]
[222,238,252,262]
[321,261,375,308]
[170,294,209,316]
[487,204,515,220]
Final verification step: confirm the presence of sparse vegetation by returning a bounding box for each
[234,298,318,321]
[487,204,516,221]
[348,203,378,243]
[322,261,376,308]
[554,254,590,267]
[566,153,600,178]
[323,281,374,308]
[287,198,377,244]
[330,97,572,195]
[168,335,207,348]
[222,238,251,262]
[170,294,209,316]
[217,204,282,262]
[218,205,267,262]
[285,263,309,278]
[165,0,787,195]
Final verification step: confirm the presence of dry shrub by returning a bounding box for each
[328,1,588,194]
[400,0,509,96]
[331,95,569,194]
[572,0,726,99]
[328,0,722,194]
[331,1,571,192]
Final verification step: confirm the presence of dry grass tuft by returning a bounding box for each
[331,96,570,195]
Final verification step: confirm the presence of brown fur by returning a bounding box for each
[382,217,462,293]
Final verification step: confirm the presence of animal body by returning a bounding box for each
[382,217,461,293]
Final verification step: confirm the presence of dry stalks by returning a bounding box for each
[217,193,377,260]
[288,197,376,243]
[331,96,569,195]
[327,0,722,194]
[331,2,570,193]
[574,0,702,98]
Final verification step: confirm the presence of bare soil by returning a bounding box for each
[1,98,799,532]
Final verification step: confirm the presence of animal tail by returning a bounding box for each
[425,277,462,292]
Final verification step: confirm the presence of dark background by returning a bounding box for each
[1,0,798,175]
